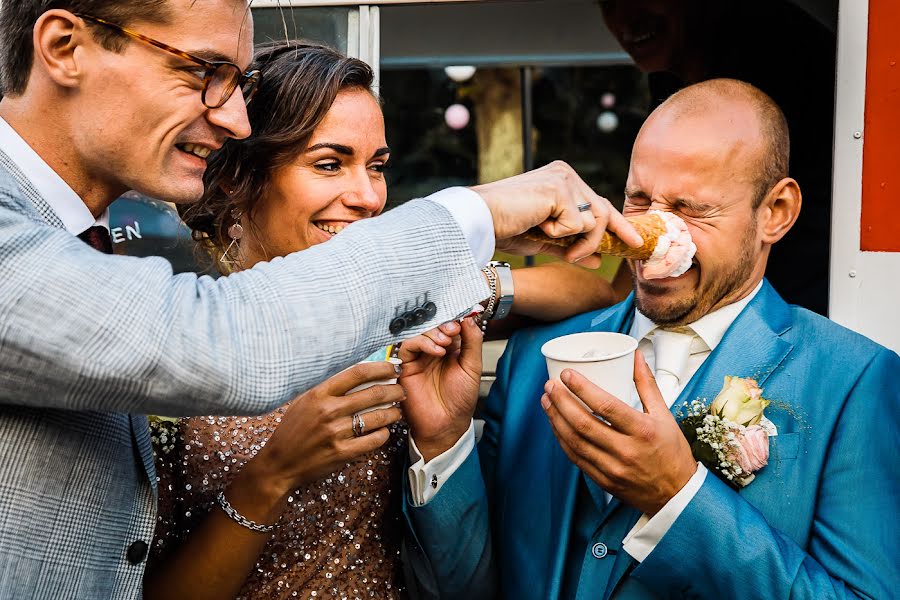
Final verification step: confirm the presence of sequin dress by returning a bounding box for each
[150,404,409,600]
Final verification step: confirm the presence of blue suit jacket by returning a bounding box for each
[404,281,899,599]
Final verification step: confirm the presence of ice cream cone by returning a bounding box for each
[523,212,668,260]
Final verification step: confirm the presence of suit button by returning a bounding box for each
[422,301,437,319]
[127,540,149,564]
[412,307,428,325]
[591,542,608,559]
[389,316,407,335]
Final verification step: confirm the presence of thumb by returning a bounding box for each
[633,350,667,414]
[458,317,484,375]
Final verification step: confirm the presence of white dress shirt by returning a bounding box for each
[409,280,764,561]
[0,116,109,234]
[0,115,493,264]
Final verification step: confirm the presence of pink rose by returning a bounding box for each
[733,425,770,474]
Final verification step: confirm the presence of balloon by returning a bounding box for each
[445,104,471,130]
[597,111,619,133]
[444,65,477,83]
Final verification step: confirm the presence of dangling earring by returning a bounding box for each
[221,207,244,267]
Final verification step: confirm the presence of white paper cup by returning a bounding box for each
[345,357,402,414]
[541,332,639,412]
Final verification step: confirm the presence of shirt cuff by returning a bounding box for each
[622,462,708,562]
[407,420,476,506]
[427,187,495,266]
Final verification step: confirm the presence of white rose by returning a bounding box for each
[710,376,769,426]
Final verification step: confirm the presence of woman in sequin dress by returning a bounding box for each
[145,42,411,600]
[145,41,620,600]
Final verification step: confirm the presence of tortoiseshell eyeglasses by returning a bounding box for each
[75,13,260,109]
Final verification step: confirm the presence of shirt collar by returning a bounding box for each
[630,279,765,351]
[0,115,108,234]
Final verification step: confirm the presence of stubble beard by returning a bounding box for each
[632,220,758,327]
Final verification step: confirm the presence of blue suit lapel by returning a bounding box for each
[598,281,794,599]
[673,281,794,413]
[545,298,637,599]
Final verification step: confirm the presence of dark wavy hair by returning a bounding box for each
[179,40,375,269]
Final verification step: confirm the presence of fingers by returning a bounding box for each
[329,361,401,395]
[341,425,393,455]
[342,382,406,414]
[398,323,461,361]
[632,350,668,415]
[542,378,623,451]
[605,206,643,247]
[457,317,484,375]
[541,389,615,483]
[556,370,642,435]
[349,405,403,436]
[564,197,608,264]
[549,420,613,489]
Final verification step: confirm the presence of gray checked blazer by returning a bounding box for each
[0,152,488,599]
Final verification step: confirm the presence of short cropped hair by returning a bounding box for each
[0,0,170,96]
[663,78,790,208]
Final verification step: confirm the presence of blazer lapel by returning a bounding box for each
[674,282,794,411]
[0,148,66,229]
[130,415,158,496]
[545,298,637,598]
[600,282,794,599]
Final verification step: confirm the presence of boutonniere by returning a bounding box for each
[677,376,776,488]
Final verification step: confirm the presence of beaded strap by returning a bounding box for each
[216,491,277,533]
[478,266,498,332]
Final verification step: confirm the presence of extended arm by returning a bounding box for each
[0,190,486,417]
[399,322,522,599]
[485,262,616,340]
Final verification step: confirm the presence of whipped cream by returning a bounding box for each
[641,210,696,279]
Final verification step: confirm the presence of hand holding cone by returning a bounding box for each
[523,212,670,260]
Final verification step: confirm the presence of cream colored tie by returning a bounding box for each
[651,328,696,405]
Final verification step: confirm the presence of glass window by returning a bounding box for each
[379,64,649,281]
[252,7,351,52]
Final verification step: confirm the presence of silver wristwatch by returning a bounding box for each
[487,261,514,320]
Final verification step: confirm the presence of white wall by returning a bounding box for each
[829,0,900,352]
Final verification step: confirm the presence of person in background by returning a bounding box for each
[599,0,835,315]
[146,41,618,600]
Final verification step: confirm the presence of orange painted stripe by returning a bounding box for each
[861,0,900,251]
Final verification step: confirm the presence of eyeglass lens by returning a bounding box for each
[204,65,258,108]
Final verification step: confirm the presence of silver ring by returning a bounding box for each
[576,201,592,212]
[352,413,366,437]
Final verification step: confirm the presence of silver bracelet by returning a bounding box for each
[479,266,498,332]
[216,491,277,533]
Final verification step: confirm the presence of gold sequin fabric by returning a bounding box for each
[150,406,409,599]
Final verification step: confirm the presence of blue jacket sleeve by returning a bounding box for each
[631,348,900,599]
[402,331,522,599]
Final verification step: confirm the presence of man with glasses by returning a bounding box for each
[0,1,641,598]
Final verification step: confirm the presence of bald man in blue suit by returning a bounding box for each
[398,79,899,600]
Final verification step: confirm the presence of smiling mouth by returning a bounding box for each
[314,222,347,237]
[176,143,213,159]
